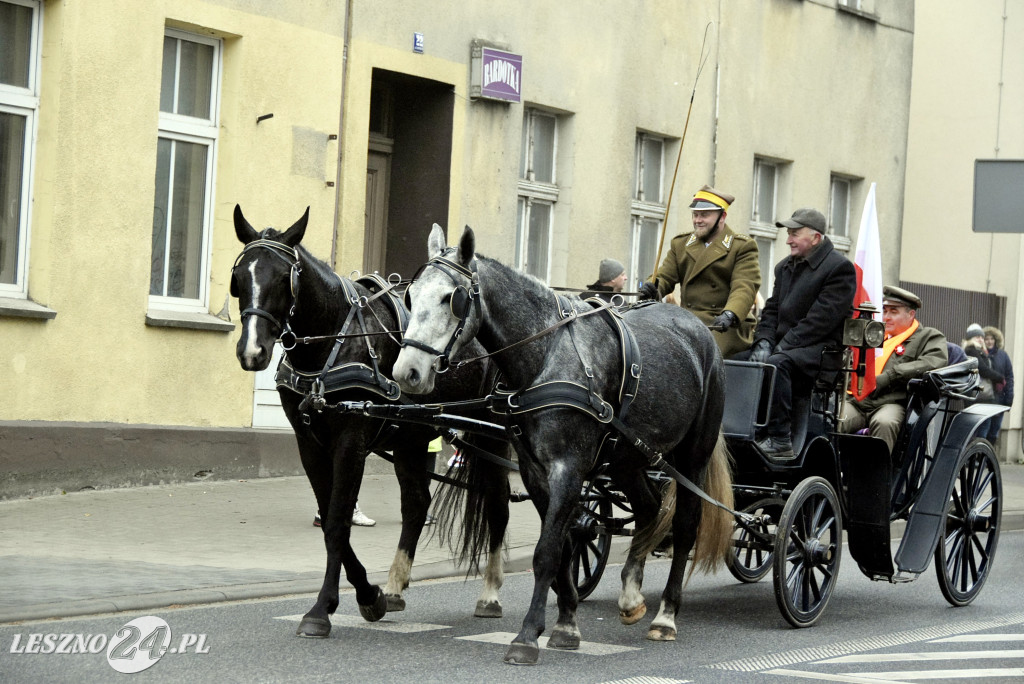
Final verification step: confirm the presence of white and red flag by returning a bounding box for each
[851,182,883,399]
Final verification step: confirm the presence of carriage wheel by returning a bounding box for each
[571,493,613,601]
[729,498,784,583]
[934,438,1002,607]
[773,477,842,628]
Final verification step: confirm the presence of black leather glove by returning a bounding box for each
[639,281,661,301]
[709,310,737,332]
[749,339,772,364]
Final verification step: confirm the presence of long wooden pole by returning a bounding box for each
[650,23,715,280]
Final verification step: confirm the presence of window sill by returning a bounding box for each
[830,235,852,252]
[146,308,235,332]
[748,223,779,240]
[837,5,879,23]
[0,297,57,320]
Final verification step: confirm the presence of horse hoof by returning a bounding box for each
[296,616,331,638]
[548,630,580,650]
[646,625,677,641]
[474,600,502,618]
[386,594,406,612]
[619,602,647,625]
[358,586,388,622]
[503,642,539,665]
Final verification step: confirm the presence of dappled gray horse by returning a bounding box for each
[394,225,733,665]
[230,206,510,639]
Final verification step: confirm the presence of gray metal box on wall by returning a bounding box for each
[973,159,1024,233]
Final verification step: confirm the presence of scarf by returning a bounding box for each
[876,319,919,374]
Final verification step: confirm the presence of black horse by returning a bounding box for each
[394,225,733,665]
[230,206,510,638]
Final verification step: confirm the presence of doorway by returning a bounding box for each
[365,70,455,280]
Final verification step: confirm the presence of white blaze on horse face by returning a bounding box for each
[242,260,264,363]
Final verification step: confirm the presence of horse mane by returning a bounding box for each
[476,253,556,307]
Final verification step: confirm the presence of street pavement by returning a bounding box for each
[1,456,1023,625]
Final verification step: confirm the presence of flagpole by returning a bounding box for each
[650,22,714,280]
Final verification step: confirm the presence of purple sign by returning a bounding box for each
[479,47,522,103]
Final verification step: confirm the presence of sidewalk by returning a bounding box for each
[1,459,1023,624]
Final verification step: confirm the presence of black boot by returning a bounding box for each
[756,434,794,460]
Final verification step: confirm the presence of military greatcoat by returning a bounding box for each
[654,224,760,358]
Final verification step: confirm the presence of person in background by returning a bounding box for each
[983,325,1014,444]
[639,185,760,358]
[314,501,376,528]
[962,323,1003,405]
[584,258,627,302]
[840,286,948,454]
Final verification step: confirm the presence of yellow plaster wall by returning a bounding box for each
[5,0,345,425]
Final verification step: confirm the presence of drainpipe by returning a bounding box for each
[330,0,353,267]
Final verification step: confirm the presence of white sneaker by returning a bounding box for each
[351,504,376,527]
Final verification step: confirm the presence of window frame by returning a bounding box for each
[828,173,857,253]
[150,28,222,313]
[516,107,559,282]
[630,132,667,285]
[0,0,42,299]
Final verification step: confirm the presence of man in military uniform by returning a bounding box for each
[639,185,760,358]
[840,285,948,453]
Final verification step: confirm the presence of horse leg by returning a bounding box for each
[505,462,583,666]
[547,537,581,650]
[613,468,664,625]
[473,437,511,618]
[383,443,432,612]
[647,482,700,641]
[297,437,385,637]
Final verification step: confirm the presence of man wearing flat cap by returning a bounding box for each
[639,185,760,358]
[744,207,856,459]
[840,285,948,453]
[584,258,627,303]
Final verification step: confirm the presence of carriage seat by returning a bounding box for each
[722,360,774,441]
[790,347,849,455]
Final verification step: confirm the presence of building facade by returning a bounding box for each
[902,0,1024,461]
[1,0,914,497]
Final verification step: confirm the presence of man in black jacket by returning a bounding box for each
[746,208,857,458]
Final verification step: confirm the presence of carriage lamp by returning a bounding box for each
[843,303,884,349]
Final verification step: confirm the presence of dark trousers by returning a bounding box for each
[982,413,1004,444]
[733,350,814,438]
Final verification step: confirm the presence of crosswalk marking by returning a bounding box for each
[273,613,450,633]
[598,678,691,684]
[457,631,640,656]
[708,612,1024,671]
[768,668,1024,682]
[931,634,1024,643]
[819,649,1024,663]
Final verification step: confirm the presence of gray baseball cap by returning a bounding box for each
[776,208,826,234]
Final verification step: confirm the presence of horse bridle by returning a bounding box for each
[401,249,479,373]
[231,235,301,339]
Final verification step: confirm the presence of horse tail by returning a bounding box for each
[431,435,510,574]
[690,431,734,575]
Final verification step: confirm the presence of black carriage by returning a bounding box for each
[720,316,1006,627]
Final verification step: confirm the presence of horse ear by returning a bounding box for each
[428,223,447,258]
[234,204,259,244]
[457,225,476,266]
[280,207,309,247]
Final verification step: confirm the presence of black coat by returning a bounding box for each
[755,236,857,369]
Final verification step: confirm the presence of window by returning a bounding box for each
[828,176,851,238]
[750,157,783,296]
[0,0,40,298]
[630,133,666,287]
[150,29,221,310]
[516,108,558,281]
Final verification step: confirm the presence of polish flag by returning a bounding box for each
[851,183,883,399]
